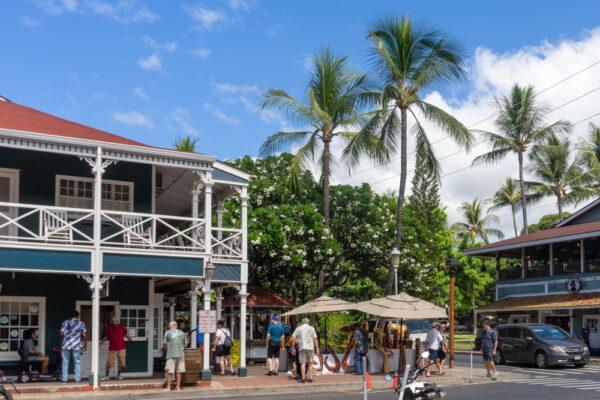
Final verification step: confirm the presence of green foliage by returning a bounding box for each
[526,212,572,234]
[409,152,441,230]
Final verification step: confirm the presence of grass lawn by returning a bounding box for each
[454,333,476,351]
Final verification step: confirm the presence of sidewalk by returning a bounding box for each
[10,365,529,400]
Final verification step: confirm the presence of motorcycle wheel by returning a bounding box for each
[403,388,415,400]
[0,386,13,400]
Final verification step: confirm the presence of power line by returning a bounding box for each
[332,59,600,184]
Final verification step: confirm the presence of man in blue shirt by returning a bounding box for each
[266,314,284,375]
[59,310,87,384]
[353,320,369,375]
[480,320,499,380]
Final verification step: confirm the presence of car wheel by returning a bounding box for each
[494,350,505,365]
[574,363,586,368]
[535,351,548,369]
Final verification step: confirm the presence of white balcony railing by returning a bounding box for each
[0,201,244,260]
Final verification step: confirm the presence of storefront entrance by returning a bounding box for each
[545,316,570,332]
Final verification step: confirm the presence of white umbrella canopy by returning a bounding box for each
[356,292,447,320]
[282,295,358,316]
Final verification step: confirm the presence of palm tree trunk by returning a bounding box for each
[511,204,518,237]
[317,138,332,297]
[387,107,408,294]
[557,195,563,220]
[518,151,528,234]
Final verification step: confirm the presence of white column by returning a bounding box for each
[239,284,248,375]
[241,187,248,263]
[204,174,213,256]
[190,281,198,348]
[216,201,225,256]
[91,146,104,389]
[216,286,224,320]
[549,244,554,276]
[239,187,249,376]
[202,283,213,380]
[580,239,585,273]
[191,187,200,248]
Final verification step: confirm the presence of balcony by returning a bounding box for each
[0,201,242,260]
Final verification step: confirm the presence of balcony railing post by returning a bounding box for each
[580,239,585,274]
[203,173,213,256]
[241,186,248,262]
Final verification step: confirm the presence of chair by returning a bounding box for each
[122,215,152,247]
[43,210,73,243]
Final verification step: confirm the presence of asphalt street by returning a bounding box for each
[202,355,600,400]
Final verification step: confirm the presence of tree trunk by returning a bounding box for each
[511,204,518,237]
[317,138,332,297]
[557,195,563,220]
[518,151,528,234]
[387,107,408,295]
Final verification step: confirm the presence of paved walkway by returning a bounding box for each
[10,365,529,400]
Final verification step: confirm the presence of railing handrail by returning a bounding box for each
[211,227,242,233]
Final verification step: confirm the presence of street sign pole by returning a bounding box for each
[449,274,455,369]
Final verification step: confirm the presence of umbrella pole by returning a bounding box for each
[325,315,328,352]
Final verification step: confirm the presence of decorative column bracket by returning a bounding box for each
[77,274,113,290]
[81,157,116,175]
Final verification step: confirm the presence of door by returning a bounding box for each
[520,328,536,364]
[502,327,522,362]
[0,168,19,239]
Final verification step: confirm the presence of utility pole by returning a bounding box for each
[446,258,458,369]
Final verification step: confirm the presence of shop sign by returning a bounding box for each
[198,310,217,333]
[552,309,570,315]
[566,278,584,293]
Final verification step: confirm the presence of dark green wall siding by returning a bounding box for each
[103,253,203,277]
[0,273,149,372]
[213,263,241,281]
[567,203,600,225]
[0,148,152,212]
[0,248,91,272]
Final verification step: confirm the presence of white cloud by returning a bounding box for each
[33,0,78,15]
[138,53,161,72]
[133,87,150,101]
[113,111,154,127]
[168,107,200,136]
[211,81,259,95]
[298,54,313,71]
[191,47,211,59]
[320,27,600,238]
[183,5,226,30]
[203,102,240,126]
[84,0,159,23]
[91,91,117,103]
[227,0,250,11]
[142,35,177,52]
[21,16,41,27]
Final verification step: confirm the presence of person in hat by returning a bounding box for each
[266,314,285,375]
[101,315,132,380]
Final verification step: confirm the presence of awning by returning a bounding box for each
[282,295,357,316]
[223,286,294,308]
[476,292,600,313]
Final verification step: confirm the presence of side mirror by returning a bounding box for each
[524,336,533,342]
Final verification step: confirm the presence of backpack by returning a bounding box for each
[221,329,233,349]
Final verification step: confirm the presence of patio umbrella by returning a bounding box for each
[282,295,358,316]
[356,292,447,320]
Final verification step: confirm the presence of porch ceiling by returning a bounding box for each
[477,292,600,312]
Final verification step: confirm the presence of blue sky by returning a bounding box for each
[2,0,600,160]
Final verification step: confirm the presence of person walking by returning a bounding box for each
[353,320,368,375]
[213,320,235,376]
[291,317,319,383]
[266,314,285,375]
[282,317,294,376]
[480,320,499,380]
[425,322,446,377]
[163,321,188,391]
[22,329,49,374]
[59,310,87,384]
[101,316,132,380]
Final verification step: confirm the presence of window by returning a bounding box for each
[120,307,147,339]
[55,175,134,211]
[0,297,45,360]
[506,327,521,339]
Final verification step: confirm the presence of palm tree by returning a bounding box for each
[473,84,570,234]
[527,134,596,220]
[451,199,504,244]
[577,123,600,185]
[173,136,199,152]
[490,178,521,237]
[260,47,371,296]
[346,15,473,293]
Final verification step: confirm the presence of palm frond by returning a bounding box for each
[259,131,314,156]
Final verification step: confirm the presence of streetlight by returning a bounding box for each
[446,258,459,369]
[390,248,401,295]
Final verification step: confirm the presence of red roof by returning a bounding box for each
[223,287,294,308]
[0,99,149,147]
[465,220,600,255]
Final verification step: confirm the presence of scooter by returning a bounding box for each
[17,347,62,383]
[393,351,446,400]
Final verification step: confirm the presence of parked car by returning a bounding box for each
[476,323,590,368]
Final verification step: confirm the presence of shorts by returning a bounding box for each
[27,355,46,363]
[106,349,126,370]
[267,343,281,358]
[482,349,494,361]
[428,348,440,361]
[165,357,185,374]
[216,345,231,357]
[298,349,314,364]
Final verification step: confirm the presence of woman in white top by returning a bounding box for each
[212,320,235,376]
